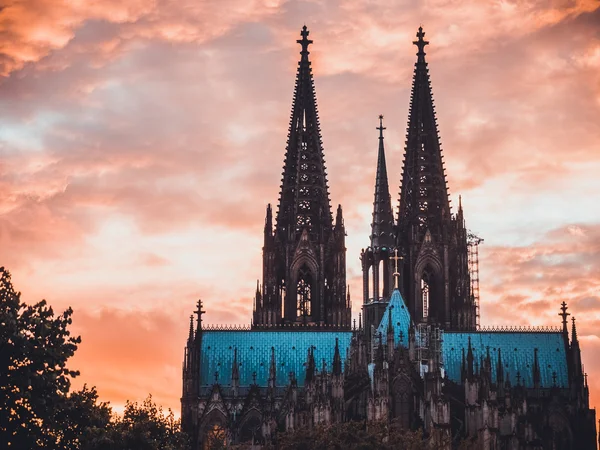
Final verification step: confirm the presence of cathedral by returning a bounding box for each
[181,26,597,449]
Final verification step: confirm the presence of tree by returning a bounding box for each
[82,395,190,450]
[269,420,430,450]
[0,267,190,449]
[0,267,81,448]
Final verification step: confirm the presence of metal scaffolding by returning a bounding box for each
[467,232,484,330]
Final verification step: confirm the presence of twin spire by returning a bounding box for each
[276,25,332,239]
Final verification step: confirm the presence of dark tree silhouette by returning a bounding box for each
[0,267,190,449]
[0,266,81,447]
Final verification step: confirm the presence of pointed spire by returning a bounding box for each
[375,333,384,368]
[265,203,273,236]
[461,348,467,380]
[533,348,541,388]
[276,25,332,239]
[333,337,342,376]
[187,314,194,344]
[232,347,240,389]
[371,115,394,249]
[571,316,579,345]
[496,348,504,386]
[306,346,316,384]
[413,26,429,63]
[194,299,206,334]
[398,26,450,243]
[358,312,362,330]
[505,371,511,390]
[336,204,344,230]
[387,305,394,336]
[559,301,570,338]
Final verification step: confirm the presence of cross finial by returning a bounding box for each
[252,371,257,385]
[559,301,570,335]
[391,248,403,289]
[413,26,429,61]
[297,25,313,56]
[516,371,521,386]
[552,371,557,387]
[195,299,206,330]
[214,371,219,383]
[377,115,386,140]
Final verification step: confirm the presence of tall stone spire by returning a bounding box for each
[397,26,450,244]
[371,115,395,249]
[276,25,332,239]
[255,26,349,330]
[394,27,472,330]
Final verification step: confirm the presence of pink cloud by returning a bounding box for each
[1,0,599,416]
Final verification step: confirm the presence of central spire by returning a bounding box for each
[276,25,332,239]
[371,115,394,249]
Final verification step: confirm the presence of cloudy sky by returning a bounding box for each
[1,0,599,414]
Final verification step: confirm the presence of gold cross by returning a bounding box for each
[391,248,403,289]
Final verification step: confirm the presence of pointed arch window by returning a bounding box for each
[421,269,432,319]
[297,266,313,317]
[204,424,226,449]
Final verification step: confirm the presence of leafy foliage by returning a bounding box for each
[83,395,190,450]
[0,266,81,448]
[267,420,431,450]
[0,266,190,449]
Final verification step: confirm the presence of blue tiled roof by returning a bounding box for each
[442,332,568,388]
[376,289,413,347]
[200,330,353,387]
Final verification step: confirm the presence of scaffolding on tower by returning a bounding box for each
[467,232,483,330]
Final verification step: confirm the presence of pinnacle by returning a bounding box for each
[371,115,394,249]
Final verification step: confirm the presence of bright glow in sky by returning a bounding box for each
[1,0,599,416]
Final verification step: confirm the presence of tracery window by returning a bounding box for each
[297,266,312,317]
[421,271,431,319]
[204,424,226,450]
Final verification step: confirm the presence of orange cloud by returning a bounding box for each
[1,0,599,418]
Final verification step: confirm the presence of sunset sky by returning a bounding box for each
[1,0,600,416]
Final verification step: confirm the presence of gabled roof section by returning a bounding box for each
[276,26,333,241]
[376,289,413,347]
[200,330,353,387]
[371,115,395,249]
[397,27,451,243]
[443,332,568,388]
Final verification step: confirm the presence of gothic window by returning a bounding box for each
[421,272,431,319]
[299,200,310,211]
[204,424,226,450]
[297,266,312,317]
[296,215,312,230]
[239,415,262,444]
[301,163,308,171]
[300,173,309,182]
[299,187,309,196]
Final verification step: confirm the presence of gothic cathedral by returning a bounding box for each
[181,26,597,449]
